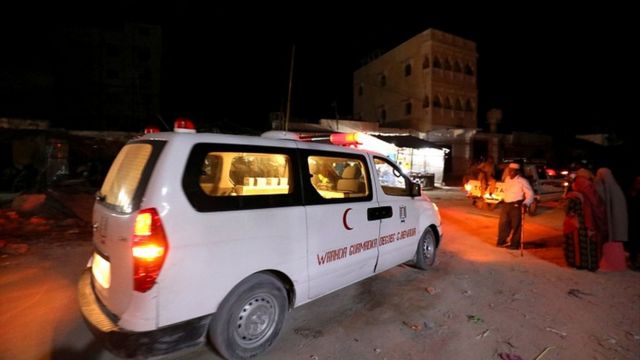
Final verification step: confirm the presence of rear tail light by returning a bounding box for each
[132,208,168,292]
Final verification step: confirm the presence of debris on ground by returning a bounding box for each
[545,327,567,338]
[402,321,421,331]
[498,353,523,360]
[567,288,593,299]
[425,286,438,295]
[374,348,381,353]
[475,329,490,339]
[0,242,29,255]
[533,346,555,360]
[466,314,483,324]
[294,328,324,339]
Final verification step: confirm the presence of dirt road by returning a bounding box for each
[1,189,638,359]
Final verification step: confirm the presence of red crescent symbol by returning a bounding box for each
[343,208,353,230]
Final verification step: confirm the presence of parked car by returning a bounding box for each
[78,124,443,359]
[464,160,568,215]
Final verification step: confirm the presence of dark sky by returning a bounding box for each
[2,3,635,137]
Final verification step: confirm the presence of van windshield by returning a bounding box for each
[99,143,153,212]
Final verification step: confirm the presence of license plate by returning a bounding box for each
[92,252,111,289]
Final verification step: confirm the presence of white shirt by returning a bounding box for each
[503,175,534,206]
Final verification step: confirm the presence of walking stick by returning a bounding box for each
[520,205,525,257]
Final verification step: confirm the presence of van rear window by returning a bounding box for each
[99,143,153,212]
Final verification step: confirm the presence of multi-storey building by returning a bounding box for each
[354,28,477,133]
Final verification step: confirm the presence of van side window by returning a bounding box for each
[184,144,301,212]
[308,156,369,199]
[374,157,410,196]
[199,152,292,196]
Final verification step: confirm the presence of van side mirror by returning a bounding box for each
[411,182,421,197]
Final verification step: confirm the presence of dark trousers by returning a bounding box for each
[498,201,523,246]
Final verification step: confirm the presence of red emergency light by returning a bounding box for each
[329,133,362,146]
[174,118,196,133]
[144,126,160,134]
[546,168,557,177]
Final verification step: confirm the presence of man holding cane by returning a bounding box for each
[497,162,535,250]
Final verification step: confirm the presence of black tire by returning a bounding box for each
[209,273,288,360]
[415,227,437,270]
[528,200,538,216]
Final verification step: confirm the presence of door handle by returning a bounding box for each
[367,206,393,221]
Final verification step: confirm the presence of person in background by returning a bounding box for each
[477,156,496,196]
[595,168,628,243]
[626,175,640,270]
[563,170,607,270]
[497,163,534,250]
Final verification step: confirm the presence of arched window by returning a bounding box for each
[357,84,363,96]
[464,64,474,76]
[405,102,412,115]
[379,74,387,87]
[432,95,442,108]
[422,55,430,69]
[465,99,474,112]
[379,107,387,122]
[433,56,442,69]
[404,63,412,77]
[422,95,430,108]
[444,97,452,109]
[443,59,452,71]
[453,61,462,73]
[455,98,463,111]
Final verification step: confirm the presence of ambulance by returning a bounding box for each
[78,120,443,359]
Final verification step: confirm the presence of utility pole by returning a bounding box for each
[285,44,295,131]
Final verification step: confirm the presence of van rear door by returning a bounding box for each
[91,141,165,320]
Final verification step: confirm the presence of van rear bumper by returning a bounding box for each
[77,269,211,358]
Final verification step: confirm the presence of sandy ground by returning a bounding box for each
[0,188,638,360]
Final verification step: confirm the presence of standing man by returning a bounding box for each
[497,163,535,249]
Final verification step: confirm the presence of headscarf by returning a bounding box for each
[570,176,607,238]
[575,168,594,181]
[595,168,628,242]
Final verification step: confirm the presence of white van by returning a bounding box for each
[78,127,442,359]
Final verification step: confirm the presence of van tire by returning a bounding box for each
[209,273,287,359]
[415,227,436,270]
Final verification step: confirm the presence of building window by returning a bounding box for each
[433,56,442,69]
[465,99,474,112]
[107,69,119,79]
[422,95,430,108]
[443,59,452,71]
[443,97,452,109]
[465,64,475,76]
[138,48,151,62]
[106,43,120,57]
[404,63,412,77]
[405,102,412,115]
[379,74,387,87]
[358,84,364,96]
[432,96,442,108]
[378,107,387,122]
[453,61,462,73]
[455,98,463,111]
[422,55,430,69]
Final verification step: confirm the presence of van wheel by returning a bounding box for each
[415,227,436,270]
[209,273,287,359]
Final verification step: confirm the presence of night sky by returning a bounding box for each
[2,3,635,138]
